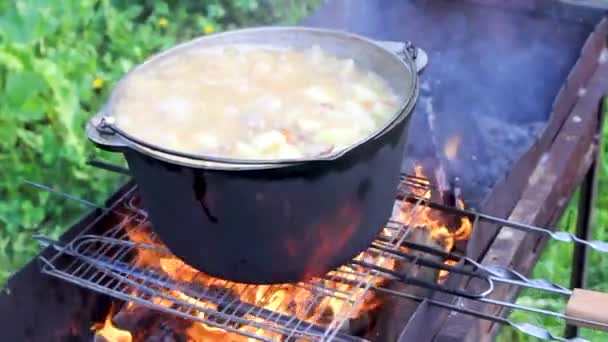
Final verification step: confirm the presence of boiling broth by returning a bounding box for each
[113,45,400,160]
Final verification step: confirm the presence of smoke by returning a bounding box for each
[304,0,591,205]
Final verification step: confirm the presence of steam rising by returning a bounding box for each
[305,0,592,205]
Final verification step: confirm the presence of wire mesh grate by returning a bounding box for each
[39,177,435,342]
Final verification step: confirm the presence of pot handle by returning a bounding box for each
[376,40,428,74]
[86,113,128,151]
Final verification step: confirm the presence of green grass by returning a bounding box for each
[497,99,608,341]
[0,0,321,284]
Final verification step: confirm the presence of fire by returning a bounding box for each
[438,259,459,283]
[93,219,394,341]
[93,305,133,342]
[444,134,462,161]
[403,165,473,283]
[93,166,472,341]
[398,207,471,254]
[410,165,432,199]
[404,204,472,253]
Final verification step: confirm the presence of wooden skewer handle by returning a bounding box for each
[565,288,608,331]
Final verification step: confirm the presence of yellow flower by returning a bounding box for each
[203,23,215,34]
[92,77,104,90]
[158,17,168,29]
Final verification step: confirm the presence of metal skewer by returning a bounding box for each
[401,195,608,253]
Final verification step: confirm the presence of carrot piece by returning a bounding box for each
[280,128,293,143]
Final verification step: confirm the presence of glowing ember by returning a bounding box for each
[93,165,472,340]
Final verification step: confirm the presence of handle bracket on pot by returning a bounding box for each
[404,41,418,60]
[86,113,128,150]
[376,40,428,73]
[96,116,117,135]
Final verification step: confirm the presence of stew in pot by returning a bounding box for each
[112,45,400,160]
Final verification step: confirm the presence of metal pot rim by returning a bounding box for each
[88,26,420,170]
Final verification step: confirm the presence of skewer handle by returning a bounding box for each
[565,288,608,331]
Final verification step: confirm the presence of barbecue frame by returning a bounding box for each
[0,0,607,341]
[33,174,608,342]
[431,18,608,342]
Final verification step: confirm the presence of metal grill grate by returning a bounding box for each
[34,174,608,342]
[38,176,442,341]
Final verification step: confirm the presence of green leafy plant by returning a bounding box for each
[0,0,320,284]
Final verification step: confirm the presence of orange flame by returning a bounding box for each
[444,134,462,161]
[405,165,473,282]
[114,221,393,341]
[438,259,459,284]
[93,305,132,342]
[411,165,432,199]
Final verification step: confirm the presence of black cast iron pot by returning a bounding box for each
[86,27,424,284]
